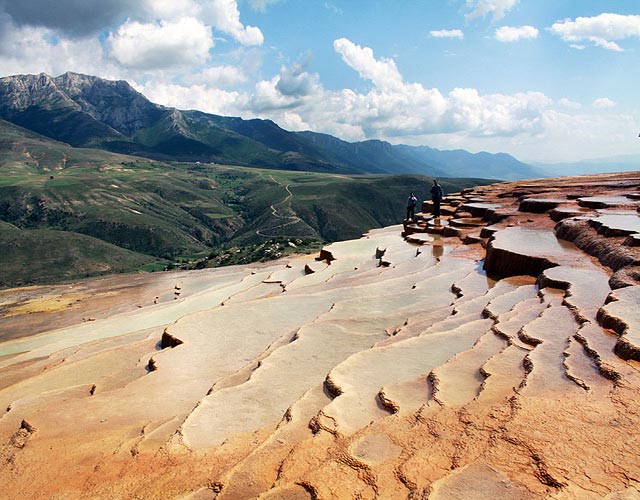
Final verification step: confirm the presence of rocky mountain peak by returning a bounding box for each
[0,72,78,111]
[52,72,165,136]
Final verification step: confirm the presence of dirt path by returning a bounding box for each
[255,176,303,238]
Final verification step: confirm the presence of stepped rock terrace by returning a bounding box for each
[1,171,640,499]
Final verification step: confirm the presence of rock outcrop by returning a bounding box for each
[1,171,639,499]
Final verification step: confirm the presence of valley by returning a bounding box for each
[0,118,488,287]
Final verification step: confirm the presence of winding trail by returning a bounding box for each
[255,176,304,238]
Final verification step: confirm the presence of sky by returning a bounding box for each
[0,0,639,163]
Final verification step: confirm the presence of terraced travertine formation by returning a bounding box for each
[1,172,640,499]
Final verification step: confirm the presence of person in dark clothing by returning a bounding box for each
[406,192,418,220]
[430,179,443,217]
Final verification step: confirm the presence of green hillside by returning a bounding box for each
[0,222,161,287]
[0,122,491,287]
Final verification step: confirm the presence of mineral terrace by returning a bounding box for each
[1,171,639,500]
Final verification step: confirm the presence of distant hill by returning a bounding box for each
[0,124,491,286]
[0,72,542,180]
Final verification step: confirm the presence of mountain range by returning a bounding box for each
[0,72,542,180]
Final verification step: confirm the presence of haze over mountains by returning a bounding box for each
[0,72,542,180]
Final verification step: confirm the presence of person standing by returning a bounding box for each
[430,179,443,217]
[406,192,418,220]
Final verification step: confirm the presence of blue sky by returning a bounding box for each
[0,0,639,163]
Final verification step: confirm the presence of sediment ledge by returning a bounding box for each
[597,286,640,362]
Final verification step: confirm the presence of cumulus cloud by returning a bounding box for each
[430,29,464,39]
[276,65,321,97]
[140,80,240,115]
[241,38,554,143]
[108,18,214,69]
[186,65,248,88]
[143,0,198,20]
[0,14,117,77]
[549,13,640,51]
[199,0,263,46]
[333,38,403,91]
[0,0,136,36]
[465,0,519,22]
[495,25,539,42]
[593,97,616,109]
[0,0,263,47]
[558,98,581,109]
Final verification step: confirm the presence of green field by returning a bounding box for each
[0,122,492,287]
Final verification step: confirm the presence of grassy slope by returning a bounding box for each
[0,123,493,286]
[0,222,161,287]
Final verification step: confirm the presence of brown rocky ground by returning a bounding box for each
[1,171,639,499]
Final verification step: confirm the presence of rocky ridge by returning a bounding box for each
[0,72,541,177]
[0,171,639,499]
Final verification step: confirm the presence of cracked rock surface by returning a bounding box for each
[1,171,640,499]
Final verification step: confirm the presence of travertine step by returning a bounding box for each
[482,281,538,319]
[431,332,506,407]
[0,268,268,366]
[174,256,472,448]
[491,297,546,350]
[216,385,331,499]
[450,276,534,319]
[518,198,566,213]
[222,281,284,304]
[0,384,96,443]
[575,323,640,385]
[597,285,640,362]
[477,344,529,403]
[405,232,434,245]
[484,227,587,278]
[519,305,585,397]
[539,265,611,322]
[450,268,496,303]
[563,336,613,395]
[0,325,156,393]
[374,305,454,347]
[448,217,485,228]
[317,318,494,434]
[285,232,404,291]
[176,317,388,449]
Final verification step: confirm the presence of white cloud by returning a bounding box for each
[333,38,403,92]
[276,64,321,97]
[248,0,283,12]
[593,97,616,109]
[143,0,197,20]
[569,44,585,50]
[0,15,117,78]
[465,0,519,22]
[199,0,263,46]
[279,111,311,131]
[188,65,247,88]
[558,98,581,109]
[495,25,539,42]
[238,39,553,143]
[549,13,640,51]
[108,18,214,69]
[430,29,464,39]
[140,80,240,114]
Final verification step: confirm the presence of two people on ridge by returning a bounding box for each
[405,179,443,221]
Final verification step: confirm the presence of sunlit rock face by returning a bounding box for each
[1,171,640,499]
